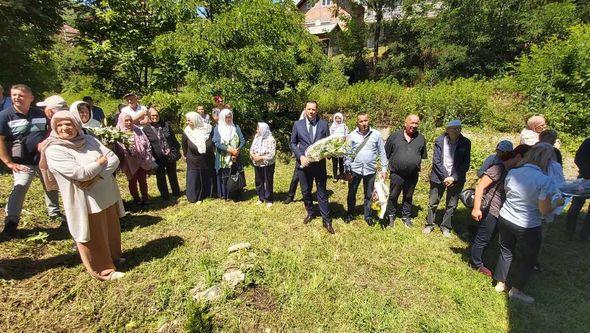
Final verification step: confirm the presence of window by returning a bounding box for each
[322,0,332,6]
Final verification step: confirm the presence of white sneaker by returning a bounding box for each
[196,201,202,205]
[109,271,125,281]
[256,200,263,205]
[495,282,506,293]
[266,202,273,207]
[508,288,535,304]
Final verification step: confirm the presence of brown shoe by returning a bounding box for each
[303,215,314,224]
[323,221,335,234]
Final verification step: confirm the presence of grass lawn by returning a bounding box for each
[0,128,589,332]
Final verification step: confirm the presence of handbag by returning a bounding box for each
[460,186,495,210]
[226,163,246,193]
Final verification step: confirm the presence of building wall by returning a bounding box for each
[298,0,351,26]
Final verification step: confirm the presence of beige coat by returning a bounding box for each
[46,137,125,242]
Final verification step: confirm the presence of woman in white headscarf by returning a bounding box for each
[40,111,125,281]
[212,109,245,200]
[182,112,214,203]
[329,112,349,182]
[250,122,276,206]
[70,101,101,129]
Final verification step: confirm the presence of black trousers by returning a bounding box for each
[288,165,299,199]
[426,181,464,230]
[566,196,590,239]
[332,157,344,179]
[298,161,331,222]
[347,172,376,220]
[186,168,211,203]
[386,172,418,219]
[470,212,499,268]
[254,164,275,202]
[493,216,542,290]
[155,160,180,199]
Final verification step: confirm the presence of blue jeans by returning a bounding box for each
[470,212,498,268]
[5,165,61,226]
[347,172,376,220]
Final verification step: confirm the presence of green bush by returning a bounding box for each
[515,24,590,136]
[310,78,527,134]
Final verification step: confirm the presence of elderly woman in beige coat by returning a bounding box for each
[40,111,126,281]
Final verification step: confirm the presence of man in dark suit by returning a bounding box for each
[290,101,334,234]
[424,119,471,237]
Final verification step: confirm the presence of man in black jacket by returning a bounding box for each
[424,120,471,237]
[566,138,590,241]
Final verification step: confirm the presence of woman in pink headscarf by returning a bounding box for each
[519,116,547,145]
[115,112,156,205]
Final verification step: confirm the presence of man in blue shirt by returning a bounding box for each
[0,84,63,238]
[344,112,387,226]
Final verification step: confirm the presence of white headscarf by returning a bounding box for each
[330,112,347,135]
[217,108,236,143]
[251,122,272,152]
[70,101,101,128]
[299,110,306,120]
[184,111,212,154]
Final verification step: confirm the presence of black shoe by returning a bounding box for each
[283,197,294,204]
[1,223,18,239]
[402,218,413,228]
[344,215,354,224]
[387,215,396,228]
[323,221,335,234]
[303,215,314,224]
[365,218,375,227]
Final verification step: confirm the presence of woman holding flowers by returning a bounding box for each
[329,112,349,182]
[115,112,156,205]
[213,109,245,200]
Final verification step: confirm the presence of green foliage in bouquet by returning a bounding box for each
[87,126,133,148]
[304,134,350,162]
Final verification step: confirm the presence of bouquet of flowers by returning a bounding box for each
[87,126,133,148]
[559,179,590,197]
[304,133,349,162]
[371,175,389,219]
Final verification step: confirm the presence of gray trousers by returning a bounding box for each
[4,165,61,225]
[426,181,464,230]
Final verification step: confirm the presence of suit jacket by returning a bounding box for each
[290,117,329,168]
[143,121,180,165]
[430,133,471,184]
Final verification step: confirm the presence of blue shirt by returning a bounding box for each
[91,106,105,122]
[0,97,12,111]
[344,128,387,176]
[499,164,553,228]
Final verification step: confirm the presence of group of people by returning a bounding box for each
[0,85,589,305]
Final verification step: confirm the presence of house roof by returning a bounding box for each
[295,0,305,7]
[307,22,339,35]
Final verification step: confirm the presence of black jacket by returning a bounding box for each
[143,121,180,165]
[575,138,590,179]
[429,133,471,184]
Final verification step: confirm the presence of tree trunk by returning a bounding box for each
[372,6,383,78]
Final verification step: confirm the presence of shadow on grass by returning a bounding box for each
[121,235,185,270]
[0,253,80,280]
[120,214,163,232]
[123,196,181,213]
[1,225,72,243]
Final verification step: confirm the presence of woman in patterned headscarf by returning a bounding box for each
[330,112,349,182]
[250,122,276,206]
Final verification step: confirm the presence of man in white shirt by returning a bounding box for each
[121,93,148,127]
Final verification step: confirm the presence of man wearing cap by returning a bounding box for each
[0,84,13,111]
[424,119,471,237]
[37,95,69,131]
[121,93,148,127]
[82,96,106,126]
[0,85,64,238]
[477,140,513,178]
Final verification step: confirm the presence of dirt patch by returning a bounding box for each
[241,286,276,312]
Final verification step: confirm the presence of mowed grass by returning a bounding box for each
[0,128,589,332]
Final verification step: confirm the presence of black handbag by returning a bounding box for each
[226,163,246,193]
[460,187,494,210]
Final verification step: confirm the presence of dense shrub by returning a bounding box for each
[515,24,590,137]
[310,78,527,134]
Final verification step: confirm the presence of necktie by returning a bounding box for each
[308,122,314,142]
